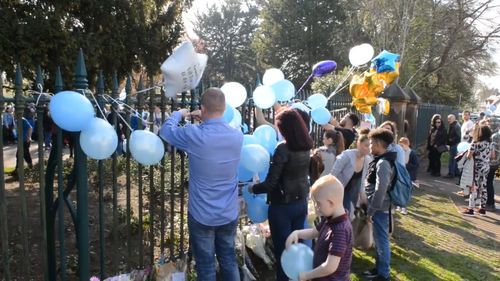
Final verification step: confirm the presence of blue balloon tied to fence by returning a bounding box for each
[80,117,118,160]
[49,90,95,132]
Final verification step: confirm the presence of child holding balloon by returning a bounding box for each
[285,175,353,281]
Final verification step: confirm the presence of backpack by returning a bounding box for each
[388,161,413,207]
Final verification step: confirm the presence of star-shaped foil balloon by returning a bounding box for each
[371,50,400,73]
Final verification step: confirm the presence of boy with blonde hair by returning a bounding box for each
[286,175,353,281]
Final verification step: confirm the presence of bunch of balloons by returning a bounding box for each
[237,124,280,222]
[281,243,314,280]
[252,68,296,109]
[49,90,165,165]
[348,47,401,114]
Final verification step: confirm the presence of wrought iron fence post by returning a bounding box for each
[73,49,90,281]
[125,75,132,271]
[111,72,119,272]
[14,64,31,279]
[34,65,49,281]
[137,76,145,268]
[0,67,11,280]
[97,71,106,279]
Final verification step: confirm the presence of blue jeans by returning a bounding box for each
[448,145,458,176]
[372,211,390,278]
[188,214,240,281]
[268,201,308,281]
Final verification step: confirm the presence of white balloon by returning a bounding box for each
[221,82,247,108]
[349,44,374,66]
[229,109,242,129]
[129,130,165,166]
[161,41,208,98]
[253,85,276,109]
[80,118,118,160]
[263,68,285,85]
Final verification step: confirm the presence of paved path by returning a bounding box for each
[418,164,500,242]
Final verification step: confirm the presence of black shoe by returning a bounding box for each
[371,275,390,281]
[362,268,378,278]
[485,204,496,211]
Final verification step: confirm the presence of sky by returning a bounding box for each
[184,0,500,90]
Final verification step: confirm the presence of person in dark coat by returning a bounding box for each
[427,116,448,176]
[446,114,461,178]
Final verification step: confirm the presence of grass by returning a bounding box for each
[349,189,500,281]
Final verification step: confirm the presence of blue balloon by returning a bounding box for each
[253,125,278,155]
[371,50,400,73]
[271,80,295,102]
[129,130,165,165]
[246,195,268,223]
[80,118,118,160]
[223,104,234,123]
[241,144,270,173]
[238,164,254,182]
[258,167,268,182]
[281,243,314,280]
[291,102,310,113]
[243,135,260,146]
[307,94,328,109]
[311,107,331,125]
[457,142,471,153]
[49,90,95,132]
[312,60,337,77]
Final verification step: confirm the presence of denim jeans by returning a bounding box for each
[372,211,390,279]
[268,201,308,281]
[188,214,240,281]
[486,164,498,206]
[448,145,458,176]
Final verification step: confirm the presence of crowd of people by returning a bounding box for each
[158,87,441,281]
[427,110,498,215]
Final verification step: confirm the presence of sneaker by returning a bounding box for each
[362,268,378,278]
[462,208,475,216]
[412,181,420,188]
[395,206,401,212]
[478,208,486,216]
[400,208,408,215]
[371,276,390,281]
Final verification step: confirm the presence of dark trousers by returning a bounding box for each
[15,141,33,169]
[486,164,498,206]
[268,201,308,281]
[428,148,442,175]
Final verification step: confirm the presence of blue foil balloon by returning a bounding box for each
[80,117,118,160]
[49,90,95,132]
[281,243,314,280]
[312,60,337,77]
[223,104,234,123]
[272,80,295,102]
[311,107,331,125]
[371,50,400,73]
[253,125,278,155]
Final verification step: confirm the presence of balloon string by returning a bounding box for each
[296,74,314,95]
[103,94,153,125]
[135,84,162,94]
[79,89,107,119]
[32,84,53,106]
[108,102,133,132]
[327,66,356,100]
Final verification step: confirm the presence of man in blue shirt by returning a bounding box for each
[12,111,34,180]
[160,88,243,281]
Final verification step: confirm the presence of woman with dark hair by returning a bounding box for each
[310,130,345,183]
[249,109,313,281]
[427,116,448,176]
[463,124,493,216]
